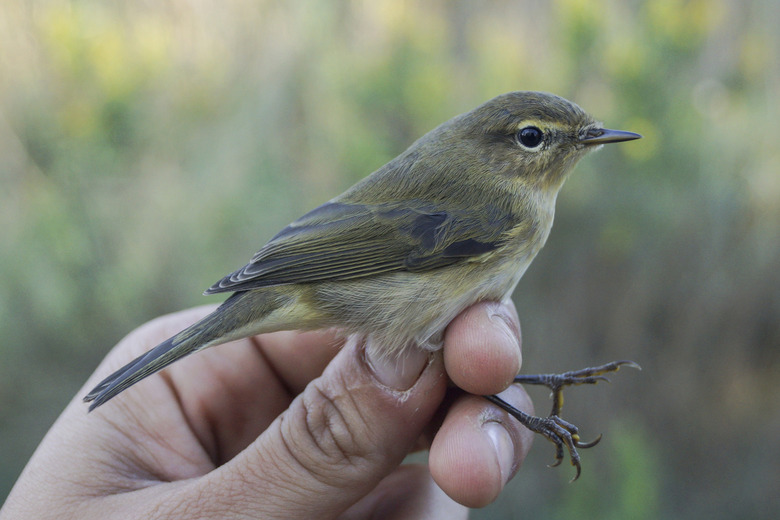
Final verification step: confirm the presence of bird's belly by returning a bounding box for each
[312,256,533,357]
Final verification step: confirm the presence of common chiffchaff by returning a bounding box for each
[85,91,640,477]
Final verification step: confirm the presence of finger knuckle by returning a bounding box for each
[281,376,378,485]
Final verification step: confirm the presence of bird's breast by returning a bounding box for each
[312,189,559,357]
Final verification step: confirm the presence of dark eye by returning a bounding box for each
[517,126,543,148]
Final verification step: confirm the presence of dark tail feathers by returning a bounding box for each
[83,309,225,411]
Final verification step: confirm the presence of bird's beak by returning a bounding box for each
[580,128,642,146]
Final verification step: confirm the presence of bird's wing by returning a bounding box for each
[205,200,510,293]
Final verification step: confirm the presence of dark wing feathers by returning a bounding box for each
[205,200,507,294]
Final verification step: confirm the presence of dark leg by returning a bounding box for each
[485,360,640,480]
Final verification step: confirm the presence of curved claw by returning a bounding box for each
[560,431,582,481]
[570,460,582,482]
[576,433,602,449]
[548,439,564,468]
[614,360,642,371]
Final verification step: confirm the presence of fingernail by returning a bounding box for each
[484,421,514,485]
[365,340,430,391]
[488,306,523,370]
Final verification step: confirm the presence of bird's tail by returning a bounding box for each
[84,293,251,411]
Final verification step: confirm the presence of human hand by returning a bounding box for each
[1,301,533,519]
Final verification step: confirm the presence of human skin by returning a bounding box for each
[1,301,533,519]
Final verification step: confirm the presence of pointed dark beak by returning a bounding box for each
[580,128,642,146]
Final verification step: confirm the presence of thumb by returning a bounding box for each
[199,337,447,519]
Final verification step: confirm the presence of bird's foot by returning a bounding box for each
[485,360,640,480]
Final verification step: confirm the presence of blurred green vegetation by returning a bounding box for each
[1,0,778,517]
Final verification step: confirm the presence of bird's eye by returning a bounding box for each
[517,126,544,149]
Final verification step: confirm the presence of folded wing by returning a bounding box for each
[205,200,510,294]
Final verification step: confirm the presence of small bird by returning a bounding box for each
[85,91,640,478]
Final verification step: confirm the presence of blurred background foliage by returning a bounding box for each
[1,0,778,517]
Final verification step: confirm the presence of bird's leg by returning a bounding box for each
[485,360,640,481]
[514,360,640,417]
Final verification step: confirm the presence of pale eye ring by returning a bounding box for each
[517,126,544,148]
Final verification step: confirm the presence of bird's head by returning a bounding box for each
[449,91,641,192]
